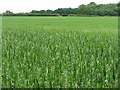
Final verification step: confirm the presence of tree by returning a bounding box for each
[3,10,13,16]
[2,2,118,16]
[46,10,53,14]
[118,2,120,16]
[88,2,97,5]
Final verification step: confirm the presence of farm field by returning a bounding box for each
[2,16,118,88]
[0,16,2,89]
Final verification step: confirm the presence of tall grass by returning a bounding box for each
[0,16,2,89]
[2,16,118,88]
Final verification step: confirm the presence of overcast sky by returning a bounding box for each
[0,0,119,13]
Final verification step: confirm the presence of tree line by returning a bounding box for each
[1,2,119,16]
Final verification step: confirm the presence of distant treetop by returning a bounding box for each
[2,2,118,16]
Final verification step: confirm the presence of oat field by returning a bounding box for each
[2,16,118,88]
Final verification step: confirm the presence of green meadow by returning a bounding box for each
[2,16,118,88]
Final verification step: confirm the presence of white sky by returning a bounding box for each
[0,0,119,13]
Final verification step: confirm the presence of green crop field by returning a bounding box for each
[2,16,118,88]
[0,16,2,89]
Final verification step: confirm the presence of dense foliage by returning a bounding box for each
[2,2,118,16]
